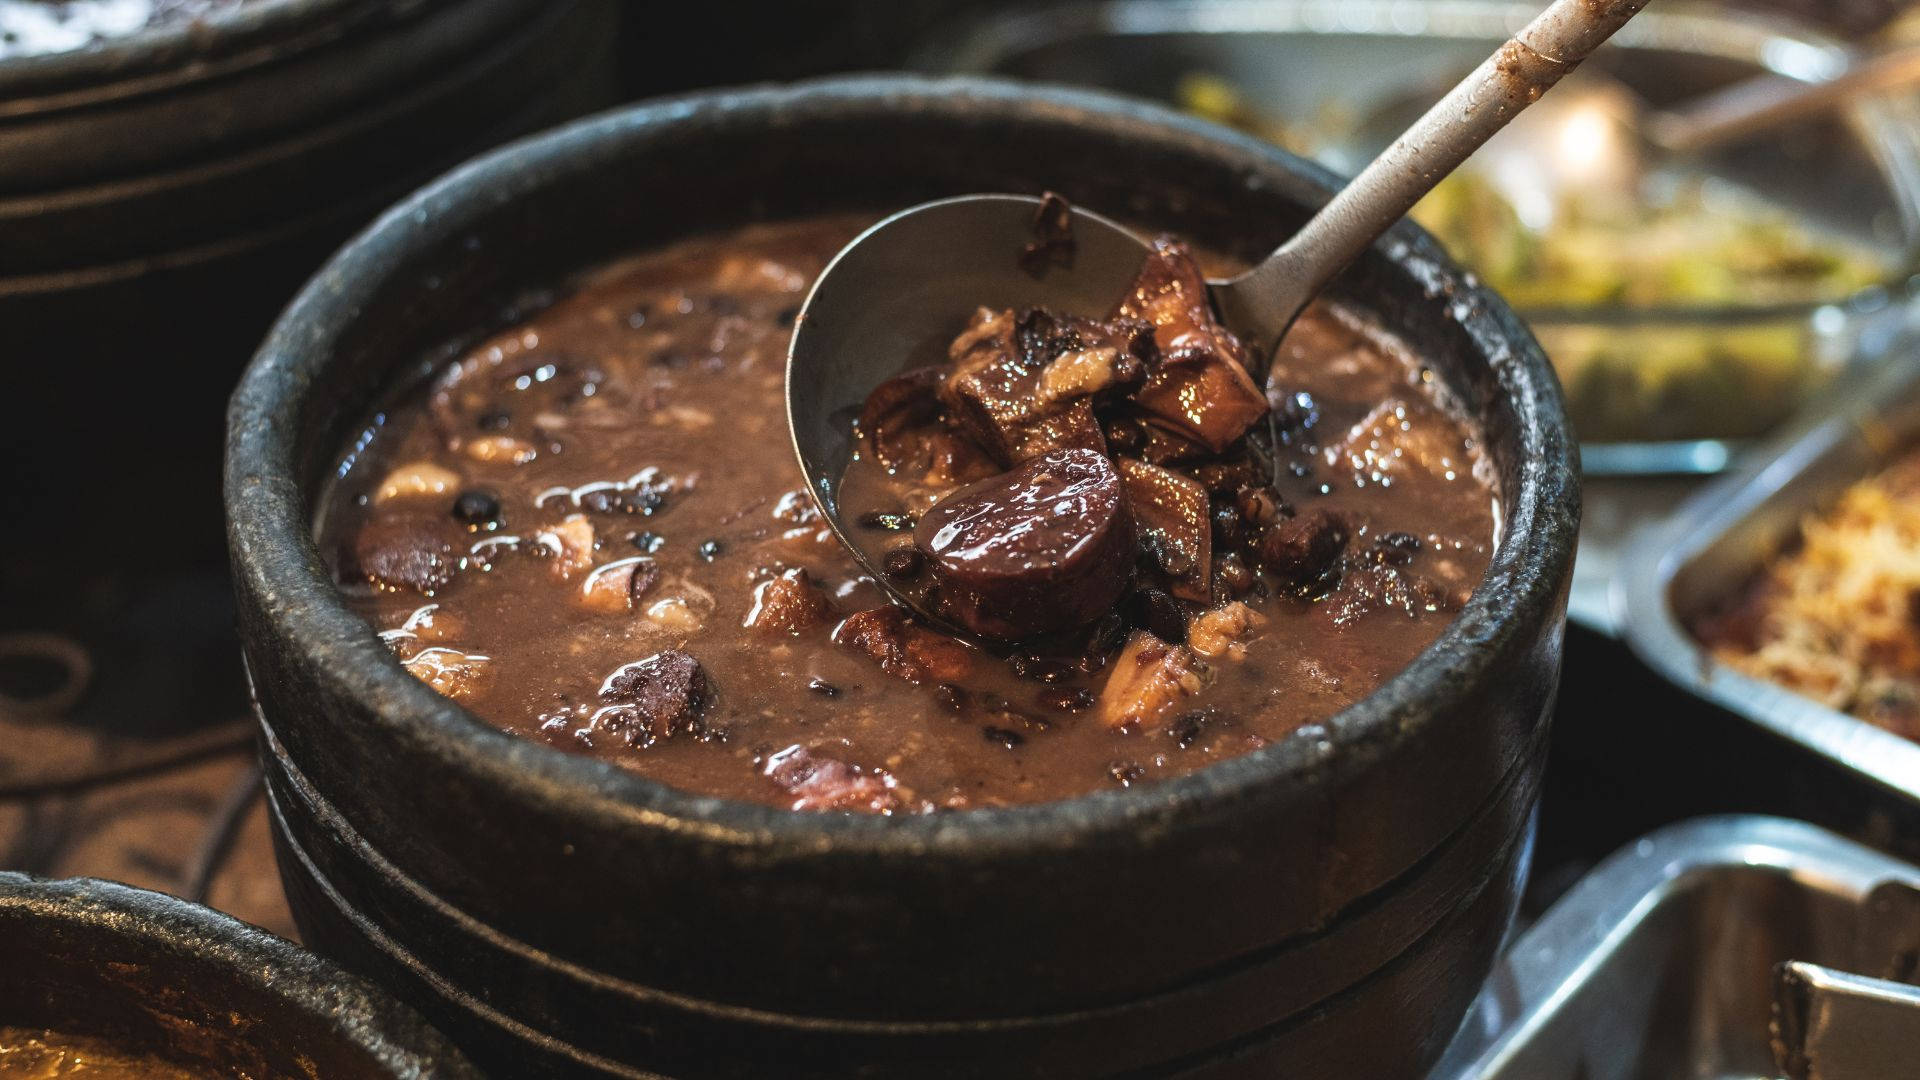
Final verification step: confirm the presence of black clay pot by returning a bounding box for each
[0,0,547,195]
[226,76,1579,1077]
[0,0,617,580]
[0,871,477,1077]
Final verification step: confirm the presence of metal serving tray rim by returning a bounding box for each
[925,0,1920,477]
[1431,815,1920,1077]
[1613,352,1920,804]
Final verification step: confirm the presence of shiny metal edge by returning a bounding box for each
[922,0,1920,477]
[926,0,1850,80]
[1430,815,1920,1078]
[1613,348,1920,804]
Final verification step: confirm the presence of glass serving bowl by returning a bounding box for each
[926,0,1920,474]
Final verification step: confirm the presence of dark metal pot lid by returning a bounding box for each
[0,870,478,1077]
[225,74,1579,856]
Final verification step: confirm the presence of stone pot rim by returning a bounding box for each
[225,74,1579,857]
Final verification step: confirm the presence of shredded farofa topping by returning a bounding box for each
[1699,454,1920,739]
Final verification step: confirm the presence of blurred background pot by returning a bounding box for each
[0,870,477,1077]
[1,0,618,579]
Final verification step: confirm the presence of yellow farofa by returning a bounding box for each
[1715,479,1920,716]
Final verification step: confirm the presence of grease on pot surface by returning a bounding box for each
[316,217,1498,811]
[0,1028,212,1079]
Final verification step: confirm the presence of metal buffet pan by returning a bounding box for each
[1430,816,1920,1080]
[922,0,1920,476]
[1615,349,1920,852]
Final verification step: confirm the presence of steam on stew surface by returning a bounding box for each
[317,216,1498,812]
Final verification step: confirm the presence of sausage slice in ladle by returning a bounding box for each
[914,448,1135,640]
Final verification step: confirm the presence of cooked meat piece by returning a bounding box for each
[832,606,976,685]
[1326,399,1476,484]
[745,568,834,634]
[1112,239,1228,360]
[1036,347,1131,406]
[947,306,1013,360]
[349,516,461,595]
[1256,508,1352,585]
[859,366,948,474]
[763,744,903,814]
[386,603,464,646]
[1187,601,1265,661]
[1133,360,1270,455]
[1117,458,1212,601]
[374,461,462,505]
[1126,587,1190,645]
[535,514,597,579]
[1323,561,1468,628]
[855,363,1013,494]
[915,449,1136,638]
[1019,191,1077,276]
[1097,631,1212,732]
[941,308,1125,466]
[579,557,658,614]
[1113,239,1268,452]
[597,649,712,743]
[1134,421,1215,466]
[402,646,492,700]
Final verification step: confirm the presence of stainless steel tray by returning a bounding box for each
[1615,351,1920,818]
[922,0,1920,476]
[1431,816,1920,1080]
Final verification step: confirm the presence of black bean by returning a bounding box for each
[857,510,916,532]
[451,489,502,528]
[1126,588,1188,645]
[932,683,966,712]
[1038,687,1095,712]
[1107,761,1145,787]
[1213,554,1255,596]
[1155,543,1194,577]
[697,539,725,561]
[477,411,513,432]
[627,561,661,605]
[1234,485,1286,528]
[983,726,1025,749]
[1008,653,1073,683]
[1168,708,1224,750]
[807,678,839,697]
[1274,390,1319,442]
[1211,503,1244,548]
[881,547,925,579]
[777,306,801,327]
[1079,612,1128,673]
[1374,531,1422,566]
[631,531,665,553]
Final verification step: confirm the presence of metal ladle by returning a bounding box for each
[788,0,1648,634]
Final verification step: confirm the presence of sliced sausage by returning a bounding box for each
[914,448,1135,639]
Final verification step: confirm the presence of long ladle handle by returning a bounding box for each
[1650,45,1920,153]
[1221,0,1650,340]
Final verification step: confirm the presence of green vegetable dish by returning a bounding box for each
[1179,74,1897,445]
